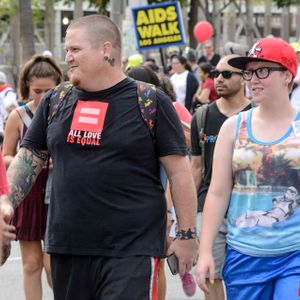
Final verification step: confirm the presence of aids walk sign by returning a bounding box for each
[131,1,186,51]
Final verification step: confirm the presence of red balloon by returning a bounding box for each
[193,21,214,43]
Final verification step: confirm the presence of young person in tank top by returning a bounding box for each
[196,37,300,300]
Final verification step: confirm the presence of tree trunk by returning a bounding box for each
[110,0,126,32]
[245,0,254,46]
[264,0,272,37]
[227,1,236,42]
[10,0,20,83]
[19,0,34,64]
[188,0,199,49]
[180,4,189,50]
[213,0,221,53]
[297,3,300,40]
[74,0,83,20]
[281,6,289,41]
[44,0,55,54]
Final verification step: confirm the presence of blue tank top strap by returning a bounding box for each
[233,109,252,145]
[234,112,243,145]
[294,110,300,121]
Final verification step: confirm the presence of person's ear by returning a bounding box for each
[103,41,113,59]
[284,71,293,86]
[103,41,115,66]
[240,74,246,86]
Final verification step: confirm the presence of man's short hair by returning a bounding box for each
[68,15,121,51]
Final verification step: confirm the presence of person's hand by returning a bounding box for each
[0,198,15,245]
[167,238,198,277]
[196,251,215,294]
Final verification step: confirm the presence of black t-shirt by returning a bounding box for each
[21,78,187,257]
[198,53,221,67]
[191,101,252,212]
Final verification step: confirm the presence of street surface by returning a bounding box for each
[0,242,205,299]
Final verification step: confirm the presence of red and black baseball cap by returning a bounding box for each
[228,37,298,77]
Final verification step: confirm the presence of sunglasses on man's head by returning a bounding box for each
[210,70,243,79]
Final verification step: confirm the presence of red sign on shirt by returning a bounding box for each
[70,100,108,133]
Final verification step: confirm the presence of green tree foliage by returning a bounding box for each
[273,0,298,7]
[0,0,15,35]
[147,0,189,6]
[89,0,109,14]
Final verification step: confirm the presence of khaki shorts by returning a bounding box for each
[197,212,227,279]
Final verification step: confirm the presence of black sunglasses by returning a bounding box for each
[210,70,243,79]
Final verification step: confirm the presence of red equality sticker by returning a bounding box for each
[70,100,109,133]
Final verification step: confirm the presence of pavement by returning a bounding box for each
[0,242,205,299]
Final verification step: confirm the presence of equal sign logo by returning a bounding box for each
[78,107,101,125]
[70,100,109,132]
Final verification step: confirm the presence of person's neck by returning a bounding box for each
[190,62,197,69]
[176,69,187,75]
[206,52,214,60]
[257,98,296,121]
[80,69,126,92]
[216,92,250,117]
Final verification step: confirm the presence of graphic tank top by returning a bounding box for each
[227,109,300,256]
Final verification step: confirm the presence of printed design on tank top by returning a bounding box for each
[230,111,300,229]
[66,100,109,146]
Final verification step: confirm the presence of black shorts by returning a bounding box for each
[50,254,160,300]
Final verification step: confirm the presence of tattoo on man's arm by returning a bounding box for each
[6,148,48,208]
[176,228,197,240]
[31,148,48,161]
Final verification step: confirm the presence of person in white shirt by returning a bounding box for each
[0,71,18,143]
[170,55,199,113]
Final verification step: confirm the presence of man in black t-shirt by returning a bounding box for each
[191,55,251,300]
[197,40,221,67]
[0,15,198,300]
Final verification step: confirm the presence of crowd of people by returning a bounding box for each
[0,13,300,300]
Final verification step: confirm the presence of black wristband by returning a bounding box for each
[176,228,197,240]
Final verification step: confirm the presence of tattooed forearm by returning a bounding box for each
[6,147,48,208]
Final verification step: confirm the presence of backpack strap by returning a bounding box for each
[47,82,73,125]
[136,81,168,191]
[195,104,209,175]
[136,80,157,142]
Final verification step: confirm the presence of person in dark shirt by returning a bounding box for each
[198,40,221,67]
[0,15,198,300]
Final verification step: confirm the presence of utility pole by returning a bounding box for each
[297,3,300,39]
[110,0,125,31]
[264,0,272,37]
[19,0,35,64]
[74,0,83,19]
[282,6,289,41]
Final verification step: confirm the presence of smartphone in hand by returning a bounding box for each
[167,253,179,275]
